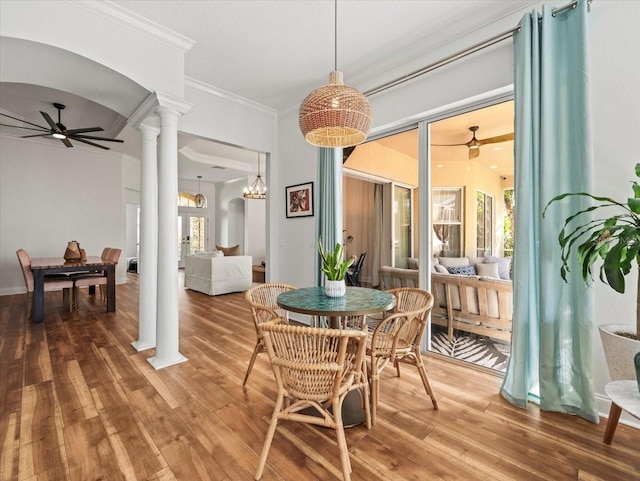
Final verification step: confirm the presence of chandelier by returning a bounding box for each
[194,175,206,208]
[298,0,372,148]
[243,153,266,200]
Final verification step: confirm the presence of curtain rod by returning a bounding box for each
[364,0,591,98]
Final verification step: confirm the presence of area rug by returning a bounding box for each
[430,326,510,372]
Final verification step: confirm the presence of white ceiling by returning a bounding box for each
[0,1,528,183]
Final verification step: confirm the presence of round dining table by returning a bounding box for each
[277,285,396,329]
[276,285,396,427]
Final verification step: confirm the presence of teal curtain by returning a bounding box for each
[500,0,598,424]
[315,147,343,286]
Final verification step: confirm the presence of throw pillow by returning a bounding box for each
[216,244,240,256]
[484,255,512,280]
[437,257,470,268]
[475,262,500,279]
[446,265,476,276]
[435,264,449,274]
[407,258,419,270]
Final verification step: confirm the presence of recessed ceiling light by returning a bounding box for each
[493,147,502,151]
[436,164,444,168]
[489,165,498,169]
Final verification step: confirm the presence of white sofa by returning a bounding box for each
[184,252,252,296]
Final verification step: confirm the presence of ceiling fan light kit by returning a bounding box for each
[0,102,124,150]
[298,0,371,148]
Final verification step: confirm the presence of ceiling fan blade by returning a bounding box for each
[468,148,480,160]
[477,133,514,145]
[40,111,58,131]
[0,123,50,132]
[72,137,110,150]
[20,133,54,138]
[62,138,73,148]
[0,113,49,130]
[66,127,104,134]
[70,134,123,143]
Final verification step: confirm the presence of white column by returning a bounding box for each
[147,106,187,369]
[132,123,160,352]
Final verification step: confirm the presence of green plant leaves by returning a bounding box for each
[317,237,354,281]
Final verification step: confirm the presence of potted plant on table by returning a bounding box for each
[318,237,354,298]
[543,163,640,383]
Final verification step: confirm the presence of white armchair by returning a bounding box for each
[184,253,252,296]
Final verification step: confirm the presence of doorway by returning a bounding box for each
[178,213,208,268]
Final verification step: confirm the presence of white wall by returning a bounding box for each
[0,136,127,293]
[273,1,640,425]
[589,0,640,425]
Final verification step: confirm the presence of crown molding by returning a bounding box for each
[184,77,277,119]
[68,0,195,53]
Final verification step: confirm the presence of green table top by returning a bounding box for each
[277,286,396,318]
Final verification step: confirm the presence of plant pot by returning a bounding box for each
[325,279,346,298]
[599,324,640,381]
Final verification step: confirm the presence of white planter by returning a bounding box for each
[325,279,346,298]
[599,324,640,381]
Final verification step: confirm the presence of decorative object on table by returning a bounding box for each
[194,175,206,208]
[63,240,83,261]
[285,182,314,218]
[318,237,353,298]
[298,0,371,148]
[243,152,267,200]
[543,162,640,379]
[635,352,640,392]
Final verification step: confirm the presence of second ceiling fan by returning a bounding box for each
[433,126,513,160]
[0,102,124,150]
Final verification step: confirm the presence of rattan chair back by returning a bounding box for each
[255,323,370,481]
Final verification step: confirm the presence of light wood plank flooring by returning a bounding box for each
[1,274,638,481]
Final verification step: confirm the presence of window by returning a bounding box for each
[432,188,462,257]
[476,191,493,257]
[503,188,515,257]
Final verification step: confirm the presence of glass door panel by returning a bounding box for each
[178,213,208,268]
[392,185,412,268]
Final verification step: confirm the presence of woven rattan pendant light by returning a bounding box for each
[299,0,371,148]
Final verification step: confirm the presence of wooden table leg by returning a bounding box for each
[106,264,116,312]
[32,269,45,323]
[603,402,622,445]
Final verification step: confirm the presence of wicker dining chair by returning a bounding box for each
[367,287,438,424]
[243,282,296,390]
[255,322,371,481]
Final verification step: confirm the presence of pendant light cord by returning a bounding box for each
[334,0,337,71]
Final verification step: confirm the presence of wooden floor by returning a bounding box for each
[1,274,638,481]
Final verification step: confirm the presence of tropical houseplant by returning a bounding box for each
[318,237,354,297]
[543,162,640,381]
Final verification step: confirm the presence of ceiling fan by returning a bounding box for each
[433,126,513,160]
[0,102,124,150]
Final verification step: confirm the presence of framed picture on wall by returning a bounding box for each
[286,182,314,218]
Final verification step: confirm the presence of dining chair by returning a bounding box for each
[72,247,121,309]
[254,322,371,481]
[243,282,296,390]
[367,287,438,424]
[345,252,366,287]
[16,249,74,317]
